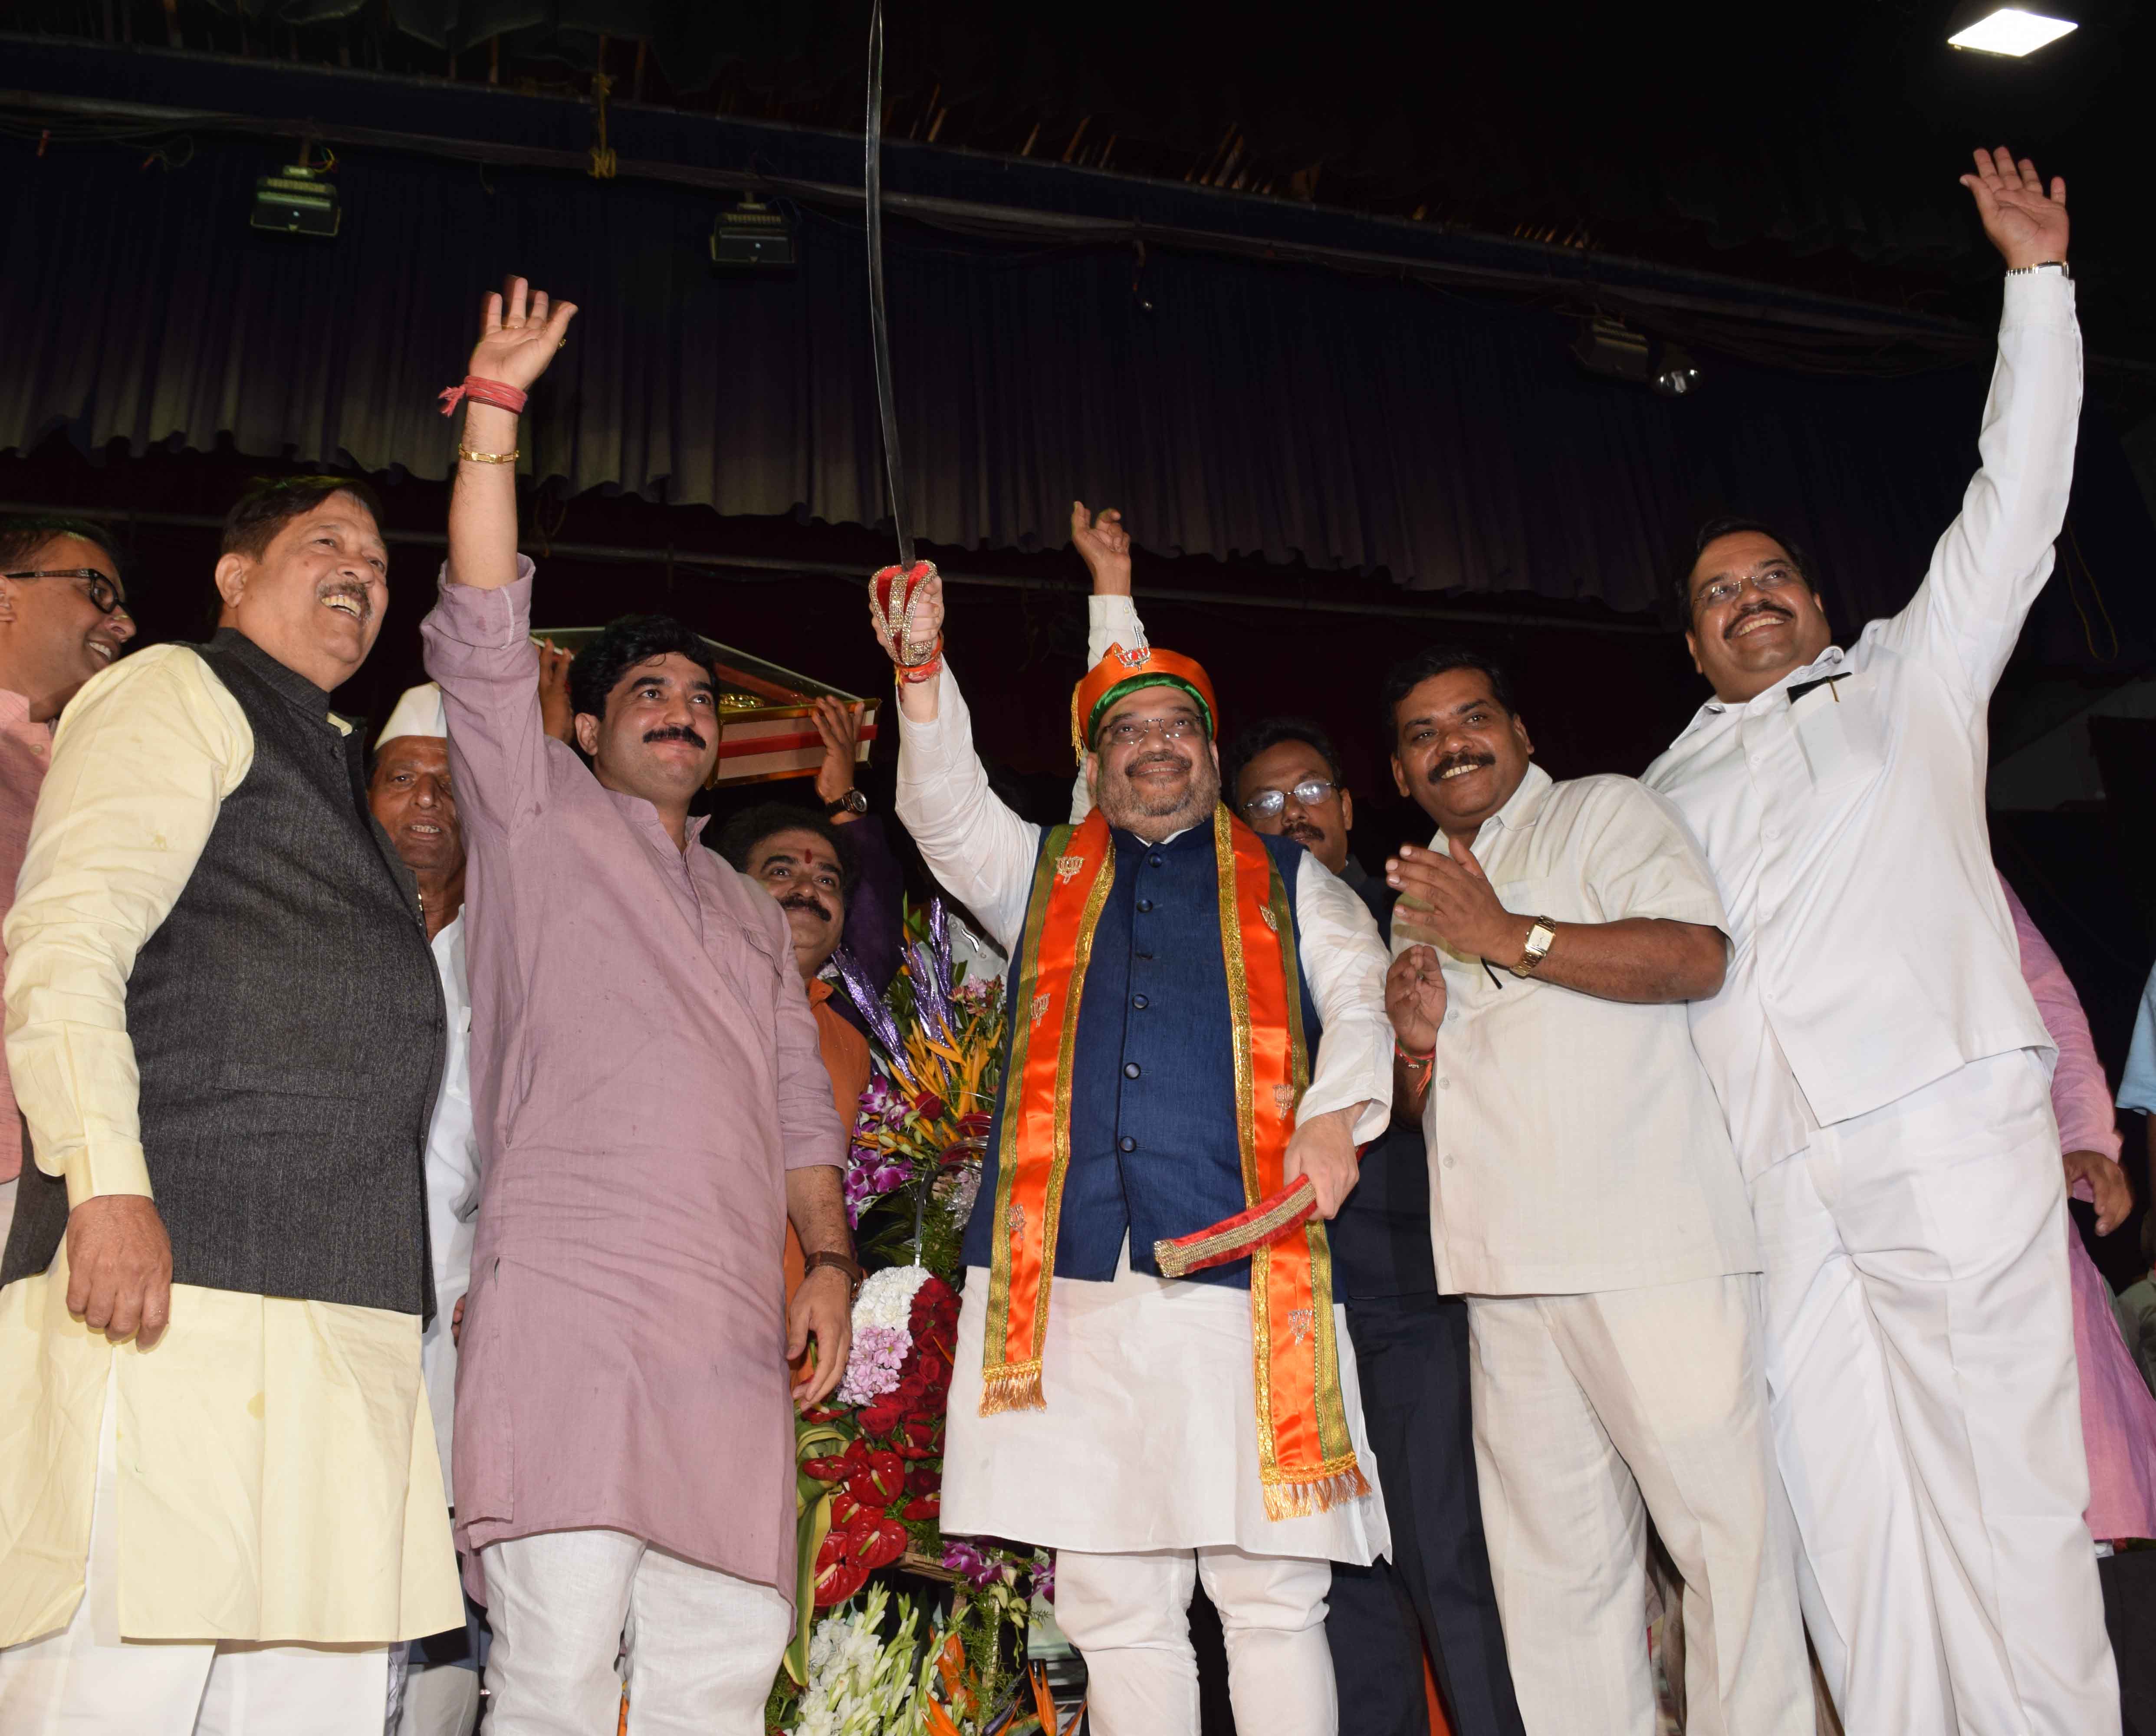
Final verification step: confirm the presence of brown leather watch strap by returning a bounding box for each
[802,1250,864,1298]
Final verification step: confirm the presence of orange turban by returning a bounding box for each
[1070,643,1219,764]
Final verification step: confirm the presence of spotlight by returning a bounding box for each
[1574,318,1704,397]
[710,196,796,269]
[250,160,340,239]
[1947,7,2077,56]
[1653,346,1701,397]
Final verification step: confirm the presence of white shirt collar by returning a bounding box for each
[1681,644,1849,734]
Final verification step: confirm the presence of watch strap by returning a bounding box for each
[1510,915,1558,978]
[802,1250,863,1297]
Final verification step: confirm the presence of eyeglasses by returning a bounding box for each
[1241,778,1340,820]
[1690,565,1804,615]
[1099,714,1203,750]
[2,570,128,616]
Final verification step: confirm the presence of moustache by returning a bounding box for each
[642,725,709,750]
[1282,819,1325,842]
[1725,600,1793,640]
[778,890,832,921]
[317,582,373,623]
[1430,753,1494,782]
[1125,749,1190,776]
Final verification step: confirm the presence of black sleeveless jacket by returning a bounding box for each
[0,631,444,1314]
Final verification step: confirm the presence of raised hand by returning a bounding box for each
[868,568,943,664]
[1071,501,1133,596]
[1959,146,2068,271]
[812,696,864,806]
[467,276,579,392]
[536,638,576,743]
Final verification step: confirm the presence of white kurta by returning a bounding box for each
[894,659,1394,1563]
[419,913,477,1506]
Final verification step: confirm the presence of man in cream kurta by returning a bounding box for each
[882,552,1392,1736]
[1380,647,1811,1736]
[0,478,461,1736]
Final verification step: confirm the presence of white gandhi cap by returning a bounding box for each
[375,682,447,749]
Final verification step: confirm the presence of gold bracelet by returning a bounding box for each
[457,445,519,465]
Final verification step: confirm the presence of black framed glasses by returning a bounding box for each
[1240,778,1339,820]
[2,569,128,615]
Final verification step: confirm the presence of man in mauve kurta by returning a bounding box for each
[421,280,854,1736]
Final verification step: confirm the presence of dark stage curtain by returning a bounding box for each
[0,128,2143,629]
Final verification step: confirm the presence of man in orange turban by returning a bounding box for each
[877,507,1394,1736]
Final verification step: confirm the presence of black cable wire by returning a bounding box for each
[864,0,912,567]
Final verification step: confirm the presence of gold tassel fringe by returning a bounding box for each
[1261,1459,1373,1521]
[979,1361,1046,1416]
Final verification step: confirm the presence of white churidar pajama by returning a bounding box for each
[480,1529,791,1736]
[0,1364,391,1736]
[1466,1274,1806,1736]
[1055,1548,1336,1736]
[1755,1050,2106,1735]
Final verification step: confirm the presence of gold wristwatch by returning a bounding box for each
[1510,916,1558,978]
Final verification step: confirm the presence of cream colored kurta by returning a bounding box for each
[0,644,460,1648]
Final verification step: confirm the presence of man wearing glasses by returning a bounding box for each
[1226,716,1526,1736]
[888,510,1394,1735]
[1643,148,2114,1735]
[0,516,135,1258]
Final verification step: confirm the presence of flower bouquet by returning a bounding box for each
[767,907,1065,1732]
[831,901,1002,1281]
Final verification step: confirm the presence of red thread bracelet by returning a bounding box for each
[437,376,529,418]
[1393,1037,1436,1067]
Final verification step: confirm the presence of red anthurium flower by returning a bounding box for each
[829,1486,864,1529]
[802,1455,852,1484]
[846,1513,908,1570]
[903,1493,941,1522]
[815,1552,867,1604]
[861,1449,907,1504]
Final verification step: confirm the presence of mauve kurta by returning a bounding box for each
[422,565,846,1604]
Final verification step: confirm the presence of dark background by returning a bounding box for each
[3,2,2154,1278]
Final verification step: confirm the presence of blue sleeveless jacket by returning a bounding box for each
[960,819,1321,1292]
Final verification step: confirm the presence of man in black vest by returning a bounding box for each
[1226,717,1526,1736]
[0,477,461,1735]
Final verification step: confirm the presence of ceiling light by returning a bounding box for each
[1948,7,2077,56]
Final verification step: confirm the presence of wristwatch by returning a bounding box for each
[802,1250,864,1299]
[824,789,868,817]
[1510,916,1558,978]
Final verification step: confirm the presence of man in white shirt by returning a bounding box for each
[367,685,481,1736]
[1641,148,2114,1736]
[881,543,1393,1736]
[1383,647,1811,1736]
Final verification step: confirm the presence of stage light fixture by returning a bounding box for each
[250,161,340,238]
[710,196,796,270]
[1574,317,1651,385]
[1947,7,2077,55]
[1653,346,1701,397]
[1574,318,1704,398]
